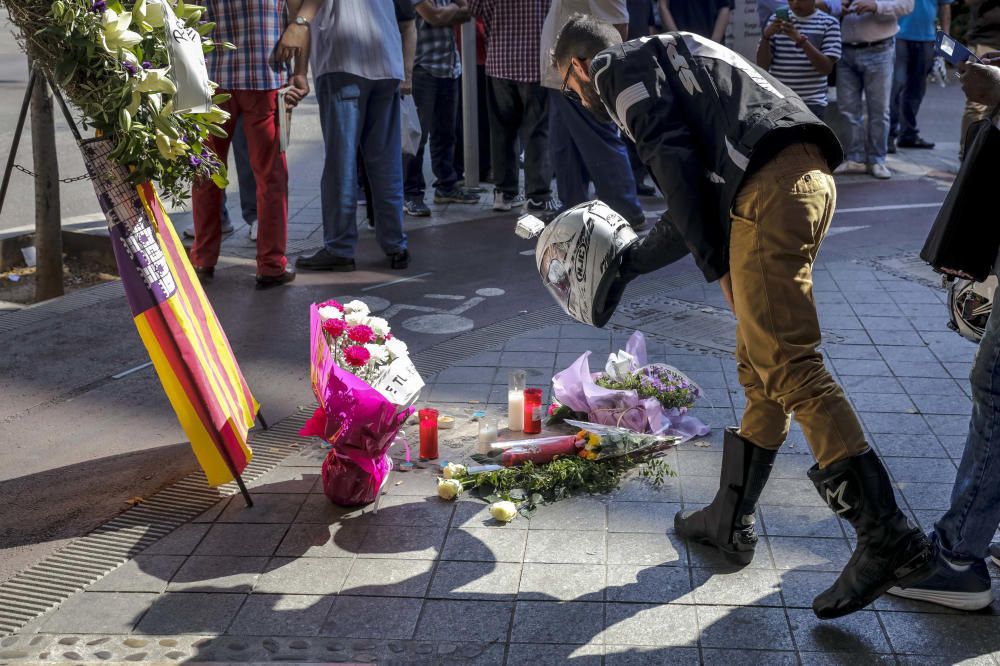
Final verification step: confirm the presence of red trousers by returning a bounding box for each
[191,89,288,277]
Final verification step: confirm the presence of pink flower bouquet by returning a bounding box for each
[300,299,424,506]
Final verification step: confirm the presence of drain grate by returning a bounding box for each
[0,410,313,637]
[0,281,124,335]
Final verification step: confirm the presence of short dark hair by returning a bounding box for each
[551,13,622,70]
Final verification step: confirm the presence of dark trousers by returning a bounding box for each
[221,116,258,225]
[890,39,934,142]
[547,90,645,225]
[806,103,827,121]
[405,68,461,200]
[455,64,492,182]
[624,136,649,189]
[486,76,551,199]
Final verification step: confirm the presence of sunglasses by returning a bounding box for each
[560,62,582,102]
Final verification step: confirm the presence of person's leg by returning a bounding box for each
[836,51,867,164]
[230,115,257,223]
[486,76,521,197]
[404,68,433,204]
[898,40,934,144]
[191,92,239,270]
[889,39,908,144]
[548,90,589,210]
[315,72,362,259]
[359,150,375,225]
[428,76,461,193]
[361,79,408,257]
[239,89,289,277]
[861,41,895,167]
[625,135,652,191]
[520,82,552,202]
[477,64,492,181]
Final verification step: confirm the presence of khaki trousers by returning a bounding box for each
[730,142,868,468]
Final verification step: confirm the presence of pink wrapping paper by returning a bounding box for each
[500,435,580,467]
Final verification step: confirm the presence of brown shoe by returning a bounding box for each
[255,268,296,289]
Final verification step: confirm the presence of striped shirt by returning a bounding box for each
[204,0,289,91]
[469,0,549,83]
[766,11,841,106]
[311,0,407,82]
[415,0,461,78]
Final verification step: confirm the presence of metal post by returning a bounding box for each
[460,19,479,189]
[0,69,36,220]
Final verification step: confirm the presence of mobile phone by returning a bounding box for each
[936,30,983,66]
[775,7,790,21]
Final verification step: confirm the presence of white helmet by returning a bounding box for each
[535,200,639,327]
[949,275,997,343]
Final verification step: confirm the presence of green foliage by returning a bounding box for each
[595,365,700,411]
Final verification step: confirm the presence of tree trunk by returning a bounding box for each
[30,66,63,301]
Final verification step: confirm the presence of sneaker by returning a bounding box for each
[255,268,296,289]
[887,137,897,154]
[295,248,355,272]
[989,543,1000,567]
[248,220,258,241]
[870,163,892,180]
[404,199,431,217]
[493,191,525,212]
[526,197,561,221]
[888,549,993,611]
[389,249,410,270]
[897,136,935,149]
[833,160,867,175]
[183,220,234,239]
[434,188,480,204]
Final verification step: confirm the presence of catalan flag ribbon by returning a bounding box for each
[82,137,257,486]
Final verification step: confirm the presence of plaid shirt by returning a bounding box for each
[205,0,290,91]
[416,0,461,78]
[469,0,549,83]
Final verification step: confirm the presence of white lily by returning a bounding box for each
[134,67,177,95]
[101,9,142,53]
[133,0,165,29]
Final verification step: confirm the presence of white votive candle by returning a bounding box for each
[508,390,524,432]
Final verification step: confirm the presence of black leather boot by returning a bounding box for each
[808,449,936,619]
[674,428,777,565]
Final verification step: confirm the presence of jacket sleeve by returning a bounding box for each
[876,0,915,17]
[598,58,727,281]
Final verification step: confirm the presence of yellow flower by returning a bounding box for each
[437,478,463,501]
[442,463,466,480]
[154,131,188,161]
[101,9,142,53]
[133,0,164,29]
[134,68,177,95]
[489,501,517,523]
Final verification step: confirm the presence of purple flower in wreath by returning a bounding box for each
[189,155,202,167]
[121,60,138,76]
[90,0,107,13]
[141,60,152,70]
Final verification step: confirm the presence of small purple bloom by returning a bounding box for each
[122,61,138,76]
[189,155,202,167]
[142,60,152,69]
[90,0,107,12]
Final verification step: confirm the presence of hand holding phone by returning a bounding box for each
[775,7,790,21]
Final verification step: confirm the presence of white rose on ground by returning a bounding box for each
[437,478,463,501]
[367,317,390,337]
[490,501,517,522]
[365,343,389,365]
[345,311,368,326]
[343,300,370,316]
[442,462,466,480]
[318,306,343,322]
[385,337,409,359]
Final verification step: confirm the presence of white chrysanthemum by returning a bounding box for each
[343,300,370,316]
[365,343,389,365]
[385,337,409,359]
[367,316,390,337]
[318,306,343,322]
[345,311,367,326]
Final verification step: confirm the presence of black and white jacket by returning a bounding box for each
[591,32,843,281]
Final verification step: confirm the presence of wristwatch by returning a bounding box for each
[294,16,310,28]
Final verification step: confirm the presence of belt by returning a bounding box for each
[844,37,893,49]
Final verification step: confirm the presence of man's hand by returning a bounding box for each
[454,7,472,22]
[718,273,735,311]
[284,73,310,107]
[277,23,309,63]
[763,19,784,39]
[400,79,413,96]
[958,61,1000,108]
[848,0,878,13]
[779,21,803,43]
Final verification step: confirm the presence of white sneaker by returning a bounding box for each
[493,192,525,212]
[249,220,258,241]
[833,160,867,175]
[869,163,892,180]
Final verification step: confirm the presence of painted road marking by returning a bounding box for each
[112,361,153,379]
[361,272,433,292]
[837,202,941,214]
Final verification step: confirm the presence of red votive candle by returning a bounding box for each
[419,408,439,460]
[523,388,543,434]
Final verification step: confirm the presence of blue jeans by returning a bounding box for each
[405,68,460,199]
[837,40,895,165]
[935,302,1000,561]
[548,90,644,226]
[316,72,406,258]
[890,39,934,142]
[221,115,258,226]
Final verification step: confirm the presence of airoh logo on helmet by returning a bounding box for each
[572,218,595,282]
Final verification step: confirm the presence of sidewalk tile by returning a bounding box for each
[771,454,819,479]
[901,377,963,395]
[839,375,905,394]
[248,467,320,494]
[679,476,723,504]
[294,494,366,524]
[879,610,1000,657]
[676,450,722,477]
[611,475,683,502]
[167,555,267,592]
[341,558,433,597]
[691,567,782,606]
[687,538,775,570]
[357,525,445,559]
[433,366,499,384]
[518,563,606,601]
[508,643,603,665]
[195,524,287,557]
[453,351,502,366]
[886,361,950,378]
[453,501,529,530]
[441,527,527,562]
[227,594,334,636]
[370,495,454,527]
[88,555,186,593]
[759,478,827,507]
[831,359,891,376]
[217,493,308,524]
[896,657,994,666]
[135,592,246,634]
[910,393,973,415]
[604,645,700,664]
[702,648,798,665]
[428,561,521,600]
[602,603,698,647]
[896,482,955,510]
[524,530,605,564]
[427,383,492,404]
[414,599,514,642]
[505,337,560,352]
[254,557,352,595]
[142,524,211,555]
[923,414,969,437]
[879,345,938,363]
[528,497,607,531]
[858,412,928,435]
[799,654,895,666]
[382,471,440,496]
[192,497,231,523]
[276,523,367,558]
[787,608,890,653]
[937,435,967,458]
[697,606,794,650]
[607,501,681,534]
[320,596,422,639]
[759,505,844,539]
[493,366,553,385]
[606,565,693,605]
[883,457,956,484]
[607,532,687,567]
[823,344,882,360]
[39,591,159,634]
[512,601,605,644]
[778,570,839,608]
[848,392,916,413]
[769,536,853,572]
[870,434,947,458]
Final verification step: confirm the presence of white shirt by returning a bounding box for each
[310,0,405,82]
[841,0,915,44]
[540,0,629,90]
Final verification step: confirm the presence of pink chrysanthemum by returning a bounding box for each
[319,299,344,311]
[323,318,347,337]
[344,345,371,367]
[347,324,374,344]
